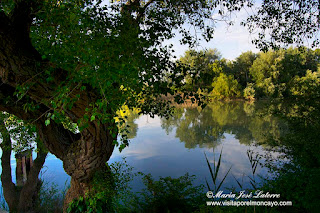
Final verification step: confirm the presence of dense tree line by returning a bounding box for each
[178,47,320,101]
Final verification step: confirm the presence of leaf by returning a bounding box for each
[232,174,242,189]
[216,166,232,192]
[205,178,211,191]
[204,152,215,185]
[215,149,223,184]
[45,119,50,126]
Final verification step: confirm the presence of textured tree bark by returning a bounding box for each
[61,122,116,211]
[0,72,117,212]
[0,2,118,211]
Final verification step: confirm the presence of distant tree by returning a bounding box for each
[232,51,258,87]
[179,48,222,91]
[243,83,256,101]
[249,50,283,97]
[279,47,320,90]
[211,73,241,99]
[250,48,319,98]
[289,70,320,110]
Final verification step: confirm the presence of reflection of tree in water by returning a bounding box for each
[161,106,224,149]
[116,106,140,140]
[177,107,225,149]
[160,101,288,149]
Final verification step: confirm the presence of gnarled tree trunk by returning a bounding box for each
[0,1,117,211]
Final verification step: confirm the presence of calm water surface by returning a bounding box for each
[1,101,288,199]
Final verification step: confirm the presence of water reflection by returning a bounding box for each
[113,101,288,192]
[1,101,296,211]
[161,101,288,149]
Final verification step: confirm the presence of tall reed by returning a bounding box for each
[204,148,232,194]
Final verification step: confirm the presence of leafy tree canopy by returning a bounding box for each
[244,0,320,50]
[250,47,319,98]
[179,48,222,91]
[231,51,258,87]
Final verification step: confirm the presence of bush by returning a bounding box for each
[243,83,256,101]
[133,173,205,213]
[210,73,241,99]
[67,159,136,213]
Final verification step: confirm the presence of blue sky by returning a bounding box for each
[103,0,318,61]
[165,3,319,61]
[164,8,260,61]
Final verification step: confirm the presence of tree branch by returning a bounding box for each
[0,81,39,120]
[0,81,80,159]
[19,150,48,211]
[136,0,156,21]
[0,116,19,210]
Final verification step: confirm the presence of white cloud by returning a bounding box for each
[165,8,260,60]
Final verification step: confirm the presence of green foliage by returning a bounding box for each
[133,173,205,213]
[27,0,224,127]
[231,51,257,87]
[253,64,320,212]
[67,158,136,213]
[290,70,320,101]
[259,105,320,212]
[0,112,40,153]
[210,73,241,99]
[65,159,208,213]
[174,47,319,101]
[249,50,282,97]
[0,0,318,156]
[246,150,262,190]
[35,180,66,213]
[244,0,320,50]
[114,106,141,151]
[249,47,319,99]
[243,83,255,100]
[179,48,222,91]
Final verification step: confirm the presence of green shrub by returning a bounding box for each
[133,173,205,213]
[210,73,241,99]
[243,83,256,101]
[67,159,135,213]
